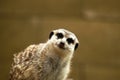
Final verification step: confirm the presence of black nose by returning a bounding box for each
[58,42,65,49]
[60,42,65,46]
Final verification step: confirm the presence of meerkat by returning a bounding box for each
[10,29,79,80]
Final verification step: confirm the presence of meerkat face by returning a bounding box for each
[48,29,79,53]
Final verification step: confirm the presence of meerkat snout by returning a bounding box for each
[58,42,65,49]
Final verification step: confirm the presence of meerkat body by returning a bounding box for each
[10,29,79,80]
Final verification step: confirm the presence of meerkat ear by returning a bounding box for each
[74,43,79,50]
[49,31,54,39]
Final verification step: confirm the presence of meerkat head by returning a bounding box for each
[48,29,79,53]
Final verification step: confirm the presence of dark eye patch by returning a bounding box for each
[67,38,74,44]
[56,33,64,39]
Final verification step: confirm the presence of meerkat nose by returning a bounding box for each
[58,42,65,49]
[60,42,65,46]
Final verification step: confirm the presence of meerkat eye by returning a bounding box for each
[56,33,64,39]
[67,38,74,44]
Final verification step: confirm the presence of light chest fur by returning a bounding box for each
[38,43,72,80]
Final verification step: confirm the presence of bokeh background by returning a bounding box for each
[0,0,120,80]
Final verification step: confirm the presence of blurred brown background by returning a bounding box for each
[0,0,120,80]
